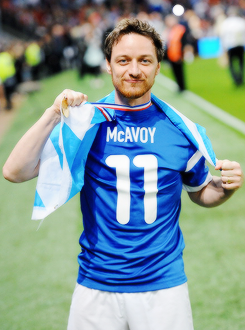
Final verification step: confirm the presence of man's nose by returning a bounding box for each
[128,60,141,76]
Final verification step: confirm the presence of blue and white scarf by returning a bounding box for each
[32,91,217,220]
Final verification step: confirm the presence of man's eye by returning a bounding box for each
[119,59,127,64]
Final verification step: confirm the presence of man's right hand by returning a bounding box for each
[50,89,88,120]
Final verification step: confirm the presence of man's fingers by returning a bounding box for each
[221,168,242,178]
[62,89,88,107]
[216,160,241,173]
[216,159,243,190]
[221,175,240,185]
[215,159,224,170]
[221,160,240,171]
[59,90,88,117]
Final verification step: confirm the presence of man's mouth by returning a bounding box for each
[124,79,143,84]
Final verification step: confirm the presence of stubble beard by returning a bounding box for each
[113,77,154,101]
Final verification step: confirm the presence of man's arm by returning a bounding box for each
[188,160,243,207]
[2,89,87,183]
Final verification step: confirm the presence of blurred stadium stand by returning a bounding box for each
[0,0,244,109]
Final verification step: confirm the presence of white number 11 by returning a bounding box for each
[105,155,158,225]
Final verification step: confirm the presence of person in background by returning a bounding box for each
[3,18,243,330]
[0,45,17,110]
[164,14,188,92]
[12,41,26,85]
[219,6,245,86]
[25,41,43,81]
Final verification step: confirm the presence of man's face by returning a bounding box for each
[106,33,160,105]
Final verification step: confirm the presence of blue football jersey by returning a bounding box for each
[77,103,212,292]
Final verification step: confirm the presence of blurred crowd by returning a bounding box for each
[0,0,245,109]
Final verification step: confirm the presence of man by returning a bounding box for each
[0,45,17,110]
[3,18,243,330]
[165,14,187,92]
[219,7,245,86]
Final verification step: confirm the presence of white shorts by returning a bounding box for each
[67,282,194,330]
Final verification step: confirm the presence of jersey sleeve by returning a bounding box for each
[182,149,213,192]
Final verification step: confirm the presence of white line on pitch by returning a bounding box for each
[156,74,245,135]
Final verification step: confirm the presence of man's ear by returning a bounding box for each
[156,62,161,75]
[106,59,112,74]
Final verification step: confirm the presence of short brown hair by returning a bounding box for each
[104,18,164,63]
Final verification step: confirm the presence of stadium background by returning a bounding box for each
[0,0,245,329]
